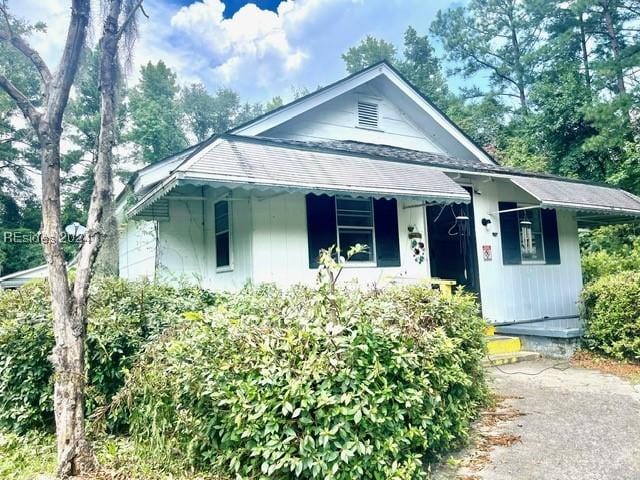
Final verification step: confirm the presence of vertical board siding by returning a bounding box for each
[472,179,583,323]
[250,193,430,288]
[203,193,254,290]
[118,220,157,280]
[157,199,208,284]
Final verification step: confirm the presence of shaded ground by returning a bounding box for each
[434,359,640,480]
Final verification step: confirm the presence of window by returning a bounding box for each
[498,201,560,266]
[306,194,401,268]
[335,197,375,263]
[214,200,231,269]
[518,208,545,262]
[357,101,379,129]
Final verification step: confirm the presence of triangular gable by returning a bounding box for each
[231,61,496,165]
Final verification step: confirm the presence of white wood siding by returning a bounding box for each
[470,178,583,323]
[118,220,157,280]
[250,193,431,287]
[202,192,254,290]
[263,87,445,153]
[157,199,208,285]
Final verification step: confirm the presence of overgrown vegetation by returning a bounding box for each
[0,278,217,434]
[1,274,488,479]
[110,283,488,479]
[581,271,640,361]
[580,225,640,284]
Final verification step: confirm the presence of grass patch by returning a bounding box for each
[0,432,55,480]
[0,433,226,480]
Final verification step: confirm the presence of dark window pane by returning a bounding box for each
[215,201,229,232]
[215,213,229,232]
[336,213,373,227]
[216,232,230,267]
[336,198,372,213]
[338,228,374,262]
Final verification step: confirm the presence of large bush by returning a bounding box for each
[116,283,488,479]
[0,278,217,434]
[581,271,640,361]
[580,225,640,283]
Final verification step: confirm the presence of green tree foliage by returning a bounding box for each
[342,35,397,73]
[181,84,248,142]
[128,61,188,163]
[0,20,41,197]
[400,27,452,109]
[431,0,550,113]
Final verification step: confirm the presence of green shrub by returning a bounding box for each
[117,283,488,479]
[581,271,640,361]
[0,282,55,433]
[580,226,640,283]
[0,278,217,434]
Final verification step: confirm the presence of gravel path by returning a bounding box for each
[434,359,640,480]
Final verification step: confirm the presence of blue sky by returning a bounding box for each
[12,0,469,104]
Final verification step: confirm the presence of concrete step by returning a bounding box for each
[486,335,521,355]
[482,351,541,367]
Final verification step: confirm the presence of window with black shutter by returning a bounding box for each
[499,202,561,265]
[305,194,401,268]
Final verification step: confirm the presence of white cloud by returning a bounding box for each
[7,0,464,103]
[169,0,321,85]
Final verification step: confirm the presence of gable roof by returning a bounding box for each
[230,61,497,165]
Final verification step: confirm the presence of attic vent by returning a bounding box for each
[357,101,379,129]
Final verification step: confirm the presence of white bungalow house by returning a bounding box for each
[116,61,640,346]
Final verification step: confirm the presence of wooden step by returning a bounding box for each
[486,335,521,355]
[482,351,541,367]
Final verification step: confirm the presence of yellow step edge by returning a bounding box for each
[484,325,496,336]
[487,336,521,355]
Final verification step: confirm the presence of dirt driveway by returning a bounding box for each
[434,359,640,480]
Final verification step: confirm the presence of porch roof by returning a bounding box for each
[509,176,640,226]
[127,135,471,217]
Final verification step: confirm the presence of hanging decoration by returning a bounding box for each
[408,224,425,264]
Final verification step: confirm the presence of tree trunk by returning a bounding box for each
[602,3,626,94]
[579,12,592,91]
[40,126,96,478]
[506,4,527,113]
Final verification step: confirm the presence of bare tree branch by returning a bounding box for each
[0,3,52,85]
[46,0,91,129]
[0,72,40,127]
[116,0,144,39]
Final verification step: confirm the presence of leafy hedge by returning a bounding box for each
[0,278,217,434]
[115,284,488,479]
[581,271,640,361]
[580,225,640,283]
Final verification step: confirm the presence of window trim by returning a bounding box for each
[214,199,233,272]
[334,196,377,266]
[517,205,545,264]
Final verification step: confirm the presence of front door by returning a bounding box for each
[426,186,480,294]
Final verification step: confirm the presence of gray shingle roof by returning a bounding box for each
[128,133,640,221]
[510,176,640,215]
[178,135,471,202]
